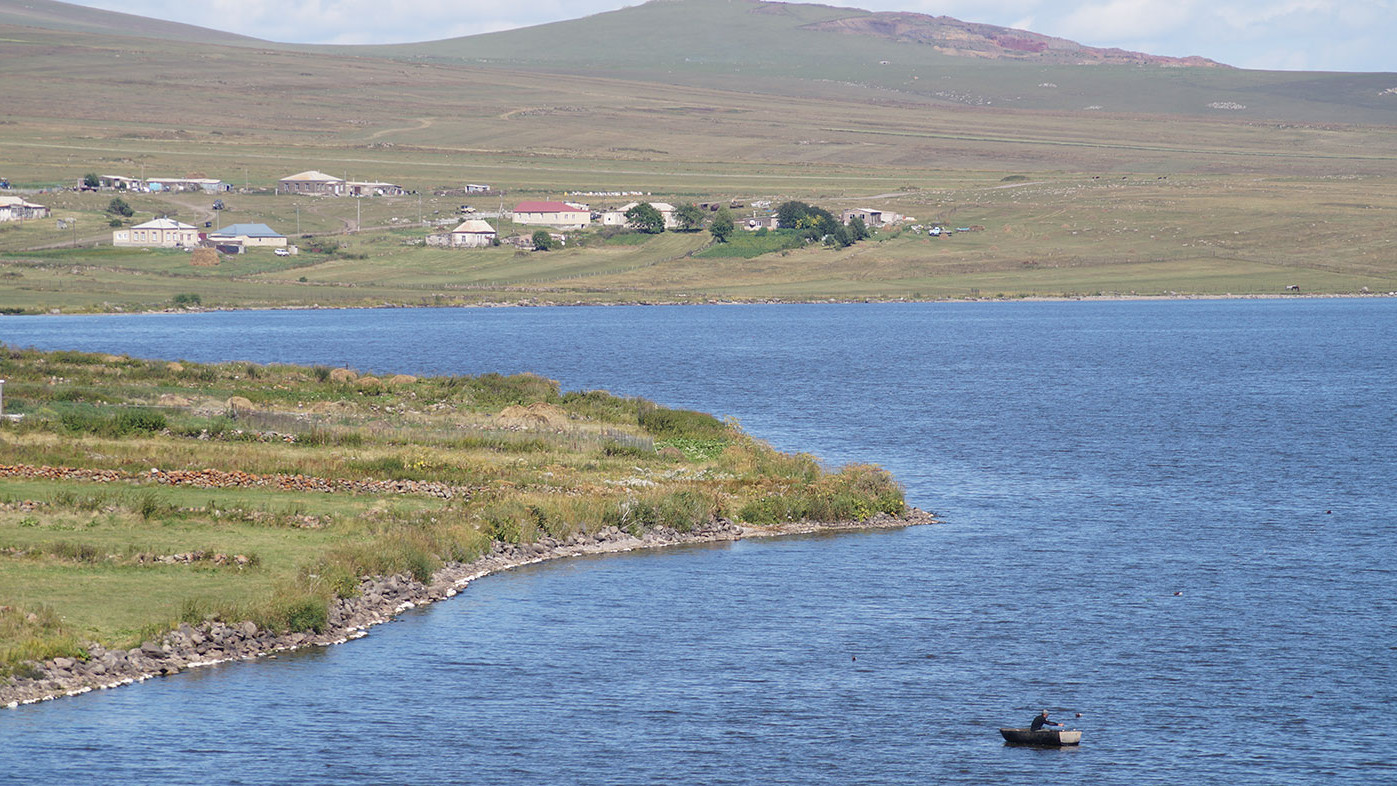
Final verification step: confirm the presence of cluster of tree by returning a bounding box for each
[620,201,734,243]
[106,197,134,217]
[624,202,710,234]
[775,200,867,248]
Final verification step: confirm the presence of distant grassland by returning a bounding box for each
[0,347,906,672]
[0,14,1394,309]
[2,172,1392,313]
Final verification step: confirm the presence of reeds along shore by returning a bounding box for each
[0,347,916,700]
[2,509,935,708]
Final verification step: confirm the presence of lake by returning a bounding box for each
[1,300,1394,784]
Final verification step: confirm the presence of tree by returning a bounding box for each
[106,197,134,217]
[675,203,705,232]
[776,200,808,229]
[823,225,853,248]
[82,173,100,189]
[710,207,734,243]
[531,230,554,251]
[775,200,838,241]
[848,215,869,241]
[625,202,665,234]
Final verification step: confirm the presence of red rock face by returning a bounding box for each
[799,11,1228,67]
[995,36,1048,54]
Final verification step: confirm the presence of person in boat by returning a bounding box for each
[1030,710,1064,731]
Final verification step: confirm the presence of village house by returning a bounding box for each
[345,180,406,197]
[744,215,779,231]
[277,171,346,196]
[92,175,144,191]
[465,184,491,193]
[511,201,591,229]
[206,223,288,249]
[427,218,497,248]
[145,177,231,194]
[0,196,50,221]
[112,218,198,248]
[600,202,679,229]
[841,208,901,227]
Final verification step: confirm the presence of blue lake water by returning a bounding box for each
[1,300,1395,784]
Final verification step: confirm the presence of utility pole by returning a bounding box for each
[355,196,361,233]
[296,204,301,235]
[0,379,6,418]
[71,217,77,248]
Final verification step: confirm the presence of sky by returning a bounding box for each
[67,0,1397,72]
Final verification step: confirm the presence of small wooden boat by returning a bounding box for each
[999,728,1082,746]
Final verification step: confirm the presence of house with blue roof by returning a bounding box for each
[207,223,288,249]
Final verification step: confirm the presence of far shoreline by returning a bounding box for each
[3,291,1392,319]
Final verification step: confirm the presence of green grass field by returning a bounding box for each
[0,347,906,669]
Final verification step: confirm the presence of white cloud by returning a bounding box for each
[74,0,633,44]
[1054,0,1198,42]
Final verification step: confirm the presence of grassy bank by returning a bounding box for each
[0,346,905,675]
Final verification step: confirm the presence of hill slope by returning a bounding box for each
[6,0,1394,123]
[345,0,1395,124]
[0,0,262,45]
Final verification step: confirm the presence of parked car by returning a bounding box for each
[274,248,290,257]
[212,199,225,210]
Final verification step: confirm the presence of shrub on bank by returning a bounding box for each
[738,463,904,525]
[610,488,723,534]
[59,407,167,437]
[638,403,727,439]
[0,605,83,678]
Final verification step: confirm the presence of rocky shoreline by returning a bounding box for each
[1,509,934,709]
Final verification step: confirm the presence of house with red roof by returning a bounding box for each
[512,201,591,229]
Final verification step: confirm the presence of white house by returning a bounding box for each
[93,175,144,191]
[278,171,345,196]
[206,223,287,248]
[841,208,901,227]
[429,219,497,248]
[112,218,198,247]
[345,181,405,197]
[600,201,679,229]
[512,201,591,229]
[0,196,50,221]
[448,219,496,247]
[146,177,231,193]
